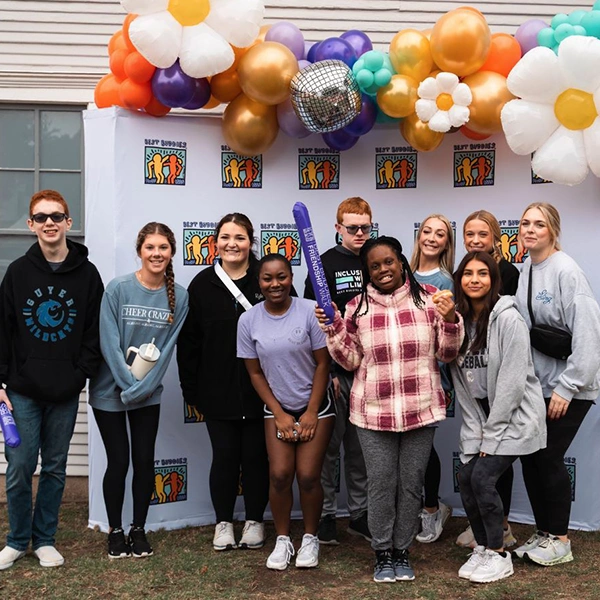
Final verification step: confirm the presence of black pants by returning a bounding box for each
[93,404,160,529]
[521,398,592,536]
[205,418,269,523]
[458,454,516,549]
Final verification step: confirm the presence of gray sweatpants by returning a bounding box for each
[357,426,434,551]
[321,371,368,520]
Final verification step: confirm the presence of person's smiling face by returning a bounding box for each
[367,244,404,293]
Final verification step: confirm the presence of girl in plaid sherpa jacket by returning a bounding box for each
[317,236,463,583]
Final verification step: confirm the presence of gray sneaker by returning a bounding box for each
[392,548,415,581]
[514,530,547,559]
[373,550,395,583]
[525,536,573,566]
[416,502,452,543]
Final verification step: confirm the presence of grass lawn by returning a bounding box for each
[0,503,599,600]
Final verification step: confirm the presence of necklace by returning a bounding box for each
[136,270,164,290]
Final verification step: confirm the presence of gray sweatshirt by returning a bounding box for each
[515,251,600,401]
[90,273,189,412]
[451,296,547,462]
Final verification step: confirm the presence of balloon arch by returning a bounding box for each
[94,1,600,186]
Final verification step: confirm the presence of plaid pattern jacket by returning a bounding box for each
[326,281,464,432]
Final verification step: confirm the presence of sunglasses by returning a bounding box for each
[30,212,68,224]
[339,224,372,235]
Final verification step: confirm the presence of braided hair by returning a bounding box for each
[351,236,427,326]
[136,222,177,324]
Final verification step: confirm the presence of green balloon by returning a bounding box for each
[573,25,587,36]
[581,11,600,37]
[568,10,587,26]
[551,13,569,29]
[594,1,600,10]
[362,50,383,71]
[356,69,374,89]
[353,58,365,74]
[382,53,395,74]
[554,23,575,43]
[537,27,556,48]
[373,68,392,87]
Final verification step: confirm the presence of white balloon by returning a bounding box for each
[129,12,182,68]
[417,77,438,100]
[179,23,235,78]
[452,83,472,107]
[558,36,600,94]
[121,0,168,16]
[506,47,562,105]
[415,99,437,122]
[436,72,459,94]
[501,99,559,155]
[449,105,470,128]
[428,111,451,133]
[204,0,265,48]
[583,117,600,178]
[532,127,588,186]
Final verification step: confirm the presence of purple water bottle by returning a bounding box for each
[0,401,21,448]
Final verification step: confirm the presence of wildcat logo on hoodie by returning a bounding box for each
[22,286,77,342]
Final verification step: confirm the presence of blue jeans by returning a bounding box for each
[5,390,79,551]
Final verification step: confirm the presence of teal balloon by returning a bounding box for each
[376,109,400,124]
[362,50,384,71]
[382,53,395,74]
[356,69,374,89]
[573,25,587,36]
[353,58,365,74]
[364,83,380,95]
[568,10,587,26]
[537,27,556,48]
[551,14,569,29]
[581,11,600,37]
[552,44,560,55]
[373,68,392,87]
[554,23,575,43]
[594,1,600,10]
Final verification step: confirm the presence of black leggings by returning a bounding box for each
[521,398,592,536]
[93,405,160,529]
[205,418,269,523]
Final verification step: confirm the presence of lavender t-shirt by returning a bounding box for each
[237,297,327,411]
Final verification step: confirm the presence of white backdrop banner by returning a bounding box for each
[85,107,600,532]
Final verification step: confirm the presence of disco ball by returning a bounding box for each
[290,60,362,133]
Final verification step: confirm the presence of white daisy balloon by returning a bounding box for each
[501,35,600,186]
[415,72,472,133]
[121,0,265,78]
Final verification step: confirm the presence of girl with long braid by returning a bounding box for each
[90,223,188,559]
[315,236,463,584]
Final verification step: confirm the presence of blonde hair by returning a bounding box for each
[410,214,455,274]
[519,202,562,251]
[463,210,502,263]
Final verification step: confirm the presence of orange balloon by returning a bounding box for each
[253,25,271,46]
[430,9,491,76]
[422,28,432,40]
[462,71,515,134]
[238,41,298,106]
[400,112,445,152]
[144,96,171,117]
[222,93,279,156]
[110,48,129,80]
[123,14,138,52]
[377,74,418,118]
[479,33,522,78]
[461,125,491,140]
[211,70,242,103]
[203,95,222,109]
[458,6,485,19]
[124,51,156,83]
[108,30,127,55]
[389,29,433,82]
[119,79,153,110]
[94,74,122,108]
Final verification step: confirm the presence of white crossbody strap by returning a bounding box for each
[214,261,253,311]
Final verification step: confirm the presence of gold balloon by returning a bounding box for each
[430,9,491,77]
[238,41,299,106]
[400,113,445,152]
[462,71,515,134]
[389,29,433,82]
[222,93,279,156]
[377,74,418,119]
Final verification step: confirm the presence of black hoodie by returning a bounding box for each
[0,239,104,403]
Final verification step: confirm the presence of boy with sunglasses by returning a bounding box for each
[0,190,104,569]
[304,197,373,545]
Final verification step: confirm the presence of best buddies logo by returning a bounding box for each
[150,458,187,505]
[182,222,217,266]
[221,146,262,188]
[376,146,418,189]
[298,148,340,190]
[145,139,186,185]
[499,220,528,264]
[453,143,496,187]
[261,223,301,265]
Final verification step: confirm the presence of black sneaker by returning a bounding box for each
[317,514,339,545]
[373,549,395,583]
[129,526,154,558]
[348,512,372,542]
[392,548,415,581]
[108,527,131,559]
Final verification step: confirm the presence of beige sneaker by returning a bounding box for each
[213,521,236,551]
[456,524,516,549]
[34,546,64,568]
[239,520,265,549]
[0,546,26,570]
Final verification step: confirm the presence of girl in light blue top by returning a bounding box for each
[90,222,188,560]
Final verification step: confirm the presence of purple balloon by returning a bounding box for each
[322,129,359,151]
[303,41,315,61]
[340,30,373,58]
[298,59,311,70]
[306,41,321,63]
[152,61,196,108]
[342,94,377,136]
[266,21,305,60]
[515,19,548,54]
[277,97,311,139]
[314,37,357,68]
[182,78,211,110]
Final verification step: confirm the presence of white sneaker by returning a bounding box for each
[525,535,573,566]
[470,549,514,583]
[458,545,486,579]
[266,535,294,570]
[239,520,265,549]
[295,534,319,568]
[34,546,64,568]
[514,530,547,559]
[416,502,452,543]
[0,546,26,570]
[213,522,236,551]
